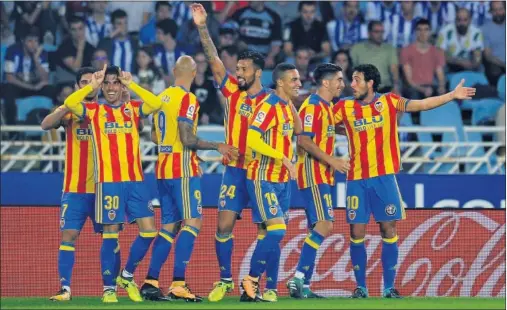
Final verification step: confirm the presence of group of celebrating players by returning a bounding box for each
[42,3,476,303]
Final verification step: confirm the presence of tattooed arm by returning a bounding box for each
[191,3,227,84]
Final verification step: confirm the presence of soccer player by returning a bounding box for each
[191,4,282,302]
[286,63,350,298]
[240,63,302,301]
[64,64,165,303]
[42,67,122,301]
[138,55,238,302]
[332,64,475,298]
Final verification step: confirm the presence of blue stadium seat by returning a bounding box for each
[497,74,505,100]
[419,101,465,173]
[16,96,54,122]
[1,44,8,82]
[449,71,489,109]
[471,98,504,125]
[261,70,273,87]
[43,44,58,52]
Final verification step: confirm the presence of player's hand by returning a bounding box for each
[118,69,133,87]
[451,79,476,100]
[282,157,296,180]
[91,64,107,89]
[329,157,350,174]
[191,3,207,26]
[218,143,239,162]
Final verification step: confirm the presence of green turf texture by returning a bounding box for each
[1,297,505,309]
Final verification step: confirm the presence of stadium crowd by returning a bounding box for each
[0,1,505,142]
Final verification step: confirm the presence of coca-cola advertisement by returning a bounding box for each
[1,207,504,297]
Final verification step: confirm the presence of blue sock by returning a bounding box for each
[382,236,399,290]
[215,232,234,280]
[304,264,313,286]
[113,240,121,279]
[101,233,118,287]
[58,241,75,289]
[173,225,200,281]
[296,231,325,282]
[124,231,156,275]
[249,224,286,279]
[249,235,265,276]
[350,238,367,288]
[146,229,175,280]
[265,244,281,290]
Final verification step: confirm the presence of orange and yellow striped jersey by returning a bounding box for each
[62,111,95,193]
[220,73,270,169]
[332,92,408,181]
[153,86,200,179]
[247,93,294,183]
[83,100,145,183]
[296,94,336,189]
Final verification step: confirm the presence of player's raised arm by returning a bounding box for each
[191,3,227,84]
[41,105,70,130]
[405,79,476,112]
[118,69,163,115]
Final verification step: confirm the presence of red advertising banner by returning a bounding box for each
[1,207,505,297]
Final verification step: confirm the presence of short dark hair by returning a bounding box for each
[298,1,316,11]
[156,18,178,38]
[220,45,239,58]
[105,65,121,78]
[313,63,343,86]
[272,63,297,84]
[75,67,96,84]
[22,27,40,40]
[238,50,265,71]
[68,15,85,26]
[367,20,383,32]
[353,64,381,92]
[415,18,431,29]
[155,1,171,12]
[111,9,127,24]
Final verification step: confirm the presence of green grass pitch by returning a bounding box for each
[1,297,505,309]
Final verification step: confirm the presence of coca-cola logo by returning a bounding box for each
[239,211,506,297]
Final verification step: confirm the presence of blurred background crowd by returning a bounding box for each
[0,1,505,150]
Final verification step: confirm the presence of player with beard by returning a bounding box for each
[333,64,475,299]
[192,3,300,302]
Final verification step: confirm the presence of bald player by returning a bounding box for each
[139,56,238,302]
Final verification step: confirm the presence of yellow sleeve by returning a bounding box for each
[64,84,93,118]
[129,82,163,115]
[247,129,284,160]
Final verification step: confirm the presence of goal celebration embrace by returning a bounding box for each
[2,0,504,308]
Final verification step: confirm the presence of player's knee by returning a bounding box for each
[217,211,237,234]
[184,218,202,231]
[103,224,121,233]
[136,216,156,232]
[379,221,397,239]
[61,230,80,243]
[349,224,366,240]
[162,222,182,235]
[314,221,333,237]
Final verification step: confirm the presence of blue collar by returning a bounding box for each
[357,92,381,106]
[313,93,330,106]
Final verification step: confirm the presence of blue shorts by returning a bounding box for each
[218,166,249,219]
[345,174,405,224]
[158,177,202,224]
[61,192,101,233]
[246,180,290,224]
[95,181,154,224]
[300,184,334,228]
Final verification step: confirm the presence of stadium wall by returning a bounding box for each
[0,173,505,297]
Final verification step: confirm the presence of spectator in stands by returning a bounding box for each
[177,2,220,55]
[2,28,53,125]
[108,1,153,34]
[154,18,186,86]
[332,49,354,97]
[191,51,222,125]
[365,1,400,23]
[326,1,367,52]
[284,1,330,61]
[437,7,484,73]
[294,46,313,90]
[217,21,246,51]
[139,1,172,45]
[132,46,165,96]
[266,1,300,27]
[417,1,456,38]
[85,1,112,47]
[388,1,422,49]
[10,1,44,42]
[401,19,446,101]
[1,2,15,46]
[170,1,193,27]
[231,2,282,68]
[213,1,249,23]
[91,48,109,71]
[482,1,506,86]
[54,82,74,107]
[219,45,239,75]
[456,1,491,27]
[350,21,400,93]
[54,16,95,83]
[98,9,139,73]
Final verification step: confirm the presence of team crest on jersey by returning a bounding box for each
[327,207,333,218]
[108,210,116,220]
[304,114,313,127]
[239,103,253,118]
[220,199,226,208]
[348,210,356,220]
[124,107,132,117]
[60,218,65,228]
[269,205,278,216]
[187,105,196,119]
[374,101,384,112]
[197,205,203,214]
[255,111,266,123]
[385,204,397,216]
[147,201,154,213]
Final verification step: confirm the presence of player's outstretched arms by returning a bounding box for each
[64,64,106,116]
[298,135,350,174]
[191,3,226,84]
[178,121,239,162]
[406,79,476,112]
[41,105,69,130]
[119,69,162,114]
